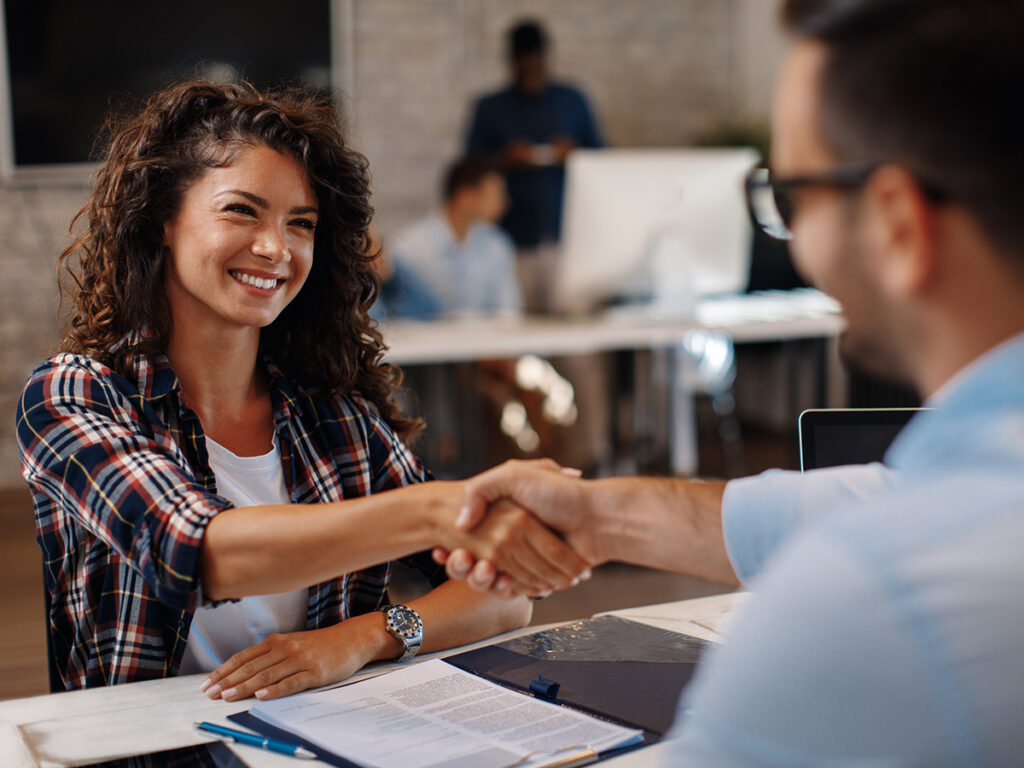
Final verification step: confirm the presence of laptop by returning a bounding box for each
[798,408,924,471]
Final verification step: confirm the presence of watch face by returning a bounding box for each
[389,607,421,638]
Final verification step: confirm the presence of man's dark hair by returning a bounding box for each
[443,157,502,201]
[508,20,548,58]
[783,0,1024,262]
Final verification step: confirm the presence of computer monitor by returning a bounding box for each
[0,0,345,184]
[553,147,760,314]
[798,408,924,471]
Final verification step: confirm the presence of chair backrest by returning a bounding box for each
[42,567,63,692]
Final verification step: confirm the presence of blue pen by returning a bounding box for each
[193,721,318,760]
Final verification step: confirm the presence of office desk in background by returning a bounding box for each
[0,593,744,768]
[381,290,845,476]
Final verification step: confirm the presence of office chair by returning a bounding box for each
[42,568,63,692]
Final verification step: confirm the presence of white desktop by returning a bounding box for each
[554,147,760,316]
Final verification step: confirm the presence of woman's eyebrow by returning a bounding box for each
[218,189,318,215]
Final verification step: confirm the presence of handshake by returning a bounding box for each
[430,458,737,597]
[432,459,597,598]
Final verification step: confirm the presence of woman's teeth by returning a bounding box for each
[231,271,279,290]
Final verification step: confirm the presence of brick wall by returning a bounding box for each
[0,0,784,486]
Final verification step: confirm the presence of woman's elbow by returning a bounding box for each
[500,595,533,632]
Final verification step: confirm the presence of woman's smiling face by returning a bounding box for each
[162,143,319,335]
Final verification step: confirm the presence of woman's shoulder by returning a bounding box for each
[21,353,143,410]
[24,353,119,392]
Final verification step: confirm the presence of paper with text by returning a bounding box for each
[251,658,643,768]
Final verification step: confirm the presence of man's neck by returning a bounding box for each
[444,205,474,244]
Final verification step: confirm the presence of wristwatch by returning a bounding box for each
[379,604,423,662]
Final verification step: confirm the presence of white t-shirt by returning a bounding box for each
[179,436,308,675]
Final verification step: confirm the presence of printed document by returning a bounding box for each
[251,658,643,768]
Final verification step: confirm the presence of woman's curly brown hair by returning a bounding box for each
[59,79,421,440]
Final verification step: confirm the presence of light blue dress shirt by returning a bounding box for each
[666,331,1024,767]
[388,212,523,319]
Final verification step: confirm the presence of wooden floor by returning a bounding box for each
[0,423,793,702]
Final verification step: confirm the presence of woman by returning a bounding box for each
[17,80,586,700]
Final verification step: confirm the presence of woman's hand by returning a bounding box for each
[202,614,388,701]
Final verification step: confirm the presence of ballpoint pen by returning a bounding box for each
[193,721,318,760]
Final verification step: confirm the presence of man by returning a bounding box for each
[465,19,603,311]
[386,157,522,319]
[448,0,1024,762]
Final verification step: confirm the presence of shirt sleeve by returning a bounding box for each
[722,463,895,584]
[573,90,604,148]
[16,357,231,611]
[662,529,951,767]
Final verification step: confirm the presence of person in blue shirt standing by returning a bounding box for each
[439,0,1024,764]
[465,19,603,312]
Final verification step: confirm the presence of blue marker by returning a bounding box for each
[193,721,317,760]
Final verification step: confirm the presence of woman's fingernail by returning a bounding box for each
[571,577,580,587]
[200,677,212,692]
[580,569,592,581]
[455,506,471,528]
[561,467,583,476]
[206,685,222,699]
[255,689,269,700]
[220,687,237,700]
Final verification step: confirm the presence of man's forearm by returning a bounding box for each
[583,477,739,586]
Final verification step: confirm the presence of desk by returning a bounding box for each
[381,291,843,364]
[381,291,845,475]
[0,593,743,768]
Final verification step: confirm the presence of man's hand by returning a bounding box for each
[435,460,602,595]
[446,495,592,596]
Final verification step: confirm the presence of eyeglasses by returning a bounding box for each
[745,163,949,241]
[744,163,879,241]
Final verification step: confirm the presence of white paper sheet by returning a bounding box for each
[251,658,643,768]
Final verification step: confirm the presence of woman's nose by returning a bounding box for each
[252,224,291,263]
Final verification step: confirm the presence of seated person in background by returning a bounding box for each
[387,157,522,319]
[366,224,442,321]
[16,79,588,698]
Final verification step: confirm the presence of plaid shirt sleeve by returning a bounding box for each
[17,355,231,612]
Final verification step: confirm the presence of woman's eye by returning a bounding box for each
[225,203,256,216]
[292,218,317,231]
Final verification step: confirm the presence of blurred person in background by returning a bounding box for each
[387,157,522,319]
[465,18,603,312]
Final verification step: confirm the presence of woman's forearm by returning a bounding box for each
[200,481,461,601]
[408,580,533,655]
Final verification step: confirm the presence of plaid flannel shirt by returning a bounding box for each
[16,351,437,689]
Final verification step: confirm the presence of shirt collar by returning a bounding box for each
[885,330,1024,471]
[129,347,305,423]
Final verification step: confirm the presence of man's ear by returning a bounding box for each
[864,164,939,298]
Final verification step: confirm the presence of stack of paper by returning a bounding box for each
[250,658,643,768]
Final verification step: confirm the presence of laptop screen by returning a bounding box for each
[798,408,922,471]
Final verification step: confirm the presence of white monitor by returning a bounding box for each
[553,147,760,314]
